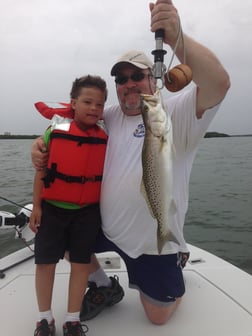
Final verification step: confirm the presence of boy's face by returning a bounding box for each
[71,87,105,129]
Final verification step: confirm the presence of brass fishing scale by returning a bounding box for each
[152,21,192,91]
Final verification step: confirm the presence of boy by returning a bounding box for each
[30,75,108,336]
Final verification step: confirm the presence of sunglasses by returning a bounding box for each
[115,72,149,85]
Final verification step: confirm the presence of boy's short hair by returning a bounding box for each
[70,75,108,101]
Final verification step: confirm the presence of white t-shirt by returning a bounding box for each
[101,86,219,258]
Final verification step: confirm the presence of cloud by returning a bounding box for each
[1,0,252,135]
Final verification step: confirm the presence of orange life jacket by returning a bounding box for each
[41,121,107,206]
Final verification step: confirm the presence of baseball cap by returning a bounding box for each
[111,50,153,76]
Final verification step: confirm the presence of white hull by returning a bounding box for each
[1,243,252,335]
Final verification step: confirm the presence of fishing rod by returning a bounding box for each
[0,196,32,213]
[152,29,167,88]
[152,23,192,92]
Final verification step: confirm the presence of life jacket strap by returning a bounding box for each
[42,163,102,188]
[50,132,107,146]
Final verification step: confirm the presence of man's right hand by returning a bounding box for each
[31,136,49,170]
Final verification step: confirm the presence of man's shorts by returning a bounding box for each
[35,201,101,264]
[93,230,186,306]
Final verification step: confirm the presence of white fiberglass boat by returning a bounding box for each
[0,207,252,335]
[0,204,33,231]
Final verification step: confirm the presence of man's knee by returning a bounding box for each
[140,294,182,325]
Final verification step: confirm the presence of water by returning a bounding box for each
[0,138,252,274]
[0,140,34,256]
[184,136,252,274]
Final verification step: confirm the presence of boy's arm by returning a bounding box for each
[30,128,50,233]
[29,167,46,233]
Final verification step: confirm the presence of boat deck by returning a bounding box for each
[1,244,252,336]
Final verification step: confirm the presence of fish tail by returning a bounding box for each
[157,237,166,255]
[157,228,179,254]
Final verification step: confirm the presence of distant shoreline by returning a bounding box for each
[0,135,39,139]
[203,132,252,138]
[0,132,251,139]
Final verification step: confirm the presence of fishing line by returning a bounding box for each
[15,230,34,253]
[166,16,186,81]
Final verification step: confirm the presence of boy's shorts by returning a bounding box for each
[35,201,101,264]
[93,230,186,306]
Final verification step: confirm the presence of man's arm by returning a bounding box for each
[149,0,230,118]
[31,136,49,170]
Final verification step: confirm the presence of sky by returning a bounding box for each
[1,0,252,136]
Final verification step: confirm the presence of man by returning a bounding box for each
[32,0,230,326]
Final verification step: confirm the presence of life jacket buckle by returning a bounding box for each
[80,176,96,183]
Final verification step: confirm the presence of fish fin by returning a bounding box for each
[157,227,179,254]
[169,199,177,215]
[140,179,155,218]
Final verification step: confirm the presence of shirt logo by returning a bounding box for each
[133,123,145,138]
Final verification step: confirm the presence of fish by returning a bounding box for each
[140,89,179,254]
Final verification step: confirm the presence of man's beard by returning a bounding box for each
[120,89,141,112]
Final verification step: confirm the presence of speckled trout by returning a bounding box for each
[140,90,179,254]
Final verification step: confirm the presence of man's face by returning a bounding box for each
[115,65,156,116]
